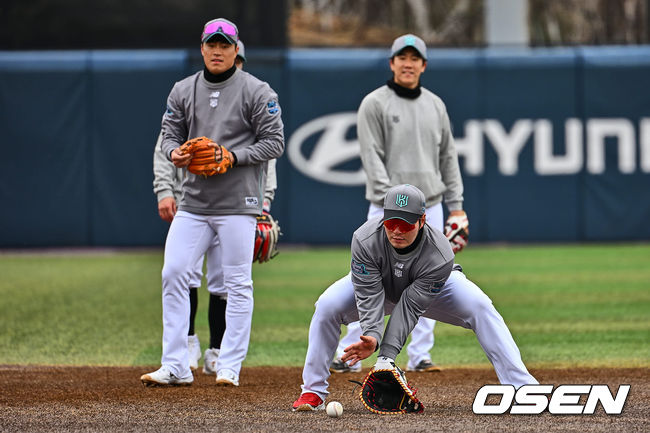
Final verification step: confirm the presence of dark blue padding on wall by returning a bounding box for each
[580,47,650,240]
[0,52,90,246]
[88,50,189,246]
[480,49,580,242]
[1,46,650,247]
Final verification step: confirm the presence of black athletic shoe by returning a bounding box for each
[329,358,362,373]
[407,359,442,372]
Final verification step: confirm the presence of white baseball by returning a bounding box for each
[326,401,343,417]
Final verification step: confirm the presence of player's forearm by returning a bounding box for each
[160,90,188,159]
[263,159,277,203]
[153,149,180,194]
[379,294,427,360]
[233,130,284,166]
[353,287,385,345]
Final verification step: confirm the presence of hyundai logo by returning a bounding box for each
[287,112,366,186]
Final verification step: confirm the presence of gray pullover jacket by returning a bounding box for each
[357,85,464,211]
[350,218,455,360]
[161,68,284,215]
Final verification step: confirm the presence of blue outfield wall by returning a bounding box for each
[1,46,649,247]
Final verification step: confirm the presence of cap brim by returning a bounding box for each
[391,46,426,60]
[203,32,236,44]
[383,209,420,224]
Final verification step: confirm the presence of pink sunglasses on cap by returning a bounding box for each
[202,19,238,42]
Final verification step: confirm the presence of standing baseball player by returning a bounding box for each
[141,18,284,387]
[151,39,279,374]
[292,184,537,411]
[331,34,468,374]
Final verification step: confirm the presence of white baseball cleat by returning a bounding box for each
[203,348,220,375]
[140,366,193,387]
[188,334,201,371]
[215,369,239,386]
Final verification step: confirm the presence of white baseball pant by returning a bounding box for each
[161,211,256,379]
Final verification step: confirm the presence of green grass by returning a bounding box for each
[0,244,648,369]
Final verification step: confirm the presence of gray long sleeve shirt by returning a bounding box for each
[357,85,464,211]
[160,68,284,215]
[350,218,455,360]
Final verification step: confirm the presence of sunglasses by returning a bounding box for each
[383,218,418,232]
[203,20,238,39]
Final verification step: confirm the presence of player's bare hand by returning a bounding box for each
[171,147,192,167]
[158,197,177,223]
[341,335,377,366]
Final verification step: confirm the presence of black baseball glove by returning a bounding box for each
[358,358,424,414]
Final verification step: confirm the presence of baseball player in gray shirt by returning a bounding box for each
[151,40,279,376]
[293,184,536,411]
[142,18,284,388]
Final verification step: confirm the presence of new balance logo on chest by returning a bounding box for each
[210,91,220,108]
[394,262,404,278]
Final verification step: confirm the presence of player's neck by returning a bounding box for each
[203,64,237,83]
[386,79,421,99]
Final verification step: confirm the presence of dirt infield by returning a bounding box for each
[1,365,647,432]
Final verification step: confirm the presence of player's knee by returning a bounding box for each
[162,260,190,284]
[224,291,253,312]
[461,293,495,327]
[314,295,343,319]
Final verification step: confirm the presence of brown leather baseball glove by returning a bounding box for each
[178,136,234,177]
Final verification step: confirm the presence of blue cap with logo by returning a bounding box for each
[390,34,427,60]
[383,184,426,224]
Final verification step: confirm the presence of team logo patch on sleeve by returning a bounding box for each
[351,259,369,275]
[430,280,445,293]
[267,100,279,114]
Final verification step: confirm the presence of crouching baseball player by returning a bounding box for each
[292,184,537,411]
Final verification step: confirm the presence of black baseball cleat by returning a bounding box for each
[329,358,362,373]
[407,359,442,372]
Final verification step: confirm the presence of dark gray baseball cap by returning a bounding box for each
[236,40,246,62]
[201,18,239,44]
[383,184,426,224]
[390,34,427,60]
